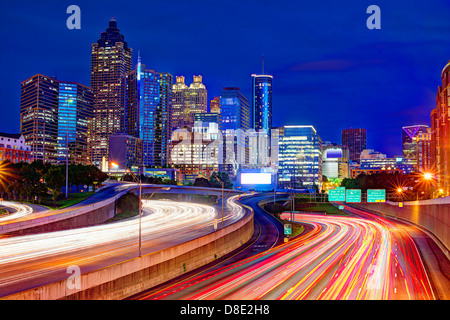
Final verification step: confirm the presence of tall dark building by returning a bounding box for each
[402,125,429,159]
[57,82,94,165]
[341,128,367,163]
[124,56,173,167]
[251,74,273,133]
[20,74,59,163]
[20,74,93,165]
[91,18,133,169]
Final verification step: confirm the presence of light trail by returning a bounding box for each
[0,197,244,297]
[140,213,434,300]
[0,201,33,222]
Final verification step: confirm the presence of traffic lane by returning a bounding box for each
[129,194,285,300]
[137,213,434,300]
[343,205,436,299]
[0,199,231,298]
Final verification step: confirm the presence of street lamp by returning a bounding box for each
[109,161,144,257]
[139,186,171,257]
[212,172,228,228]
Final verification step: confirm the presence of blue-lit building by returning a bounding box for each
[219,87,251,179]
[57,82,93,165]
[124,56,173,167]
[360,156,416,174]
[251,74,272,133]
[278,125,323,191]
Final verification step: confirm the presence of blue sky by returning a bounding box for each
[1,0,450,156]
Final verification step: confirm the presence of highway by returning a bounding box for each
[0,201,34,222]
[131,196,436,300]
[0,196,244,298]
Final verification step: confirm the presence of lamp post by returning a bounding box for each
[110,162,143,257]
[212,172,227,228]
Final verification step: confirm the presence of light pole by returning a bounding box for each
[212,172,227,228]
[110,162,143,257]
[139,186,171,256]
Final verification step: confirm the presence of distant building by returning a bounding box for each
[20,74,59,164]
[124,56,173,167]
[402,125,429,160]
[219,87,251,179]
[341,128,366,163]
[171,75,207,130]
[251,74,272,133]
[210,96,221,114]
[194,112,220,128]
[278,125,322,191]
[432,60,450,196]
[0,133,31,163]
[321,143,349,180]
[359,156,415,174]
[57,82,94,165]
[20,74,93,165]
[90,18,133,168]
[109,133,143,171]
[169,125,220,183]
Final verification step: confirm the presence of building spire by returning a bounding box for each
[262,54,264,75]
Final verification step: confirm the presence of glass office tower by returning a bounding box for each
[278,125,322,190]
[341,128,367,163]
[220,87,251,179]
[91,18,133,168]
[57,82,93,165]
[124,57,173,167]
[251,74,273,133]
[20,74,60,163]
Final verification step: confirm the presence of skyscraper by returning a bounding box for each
[341,128,367,163]
[90,18,133,168]
[220,87,251,179]
[431,60,450,196]
[57,82,93,165]
[251,74,273,133]
[402,125,429,159]
[123,56,173,167]
[210,96,221,114]
[278,125,323,190]
[171,75,207,130]
[20,74,93,165]
[20,74,59,163]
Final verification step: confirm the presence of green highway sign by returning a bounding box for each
[346,189,362,203]
[284,224,292,235]
[338,205,344,210]
[367,189,386,203]
[329,187,346,201]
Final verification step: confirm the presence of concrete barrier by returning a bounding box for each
[2,203,254,300]
[0,184,244,235]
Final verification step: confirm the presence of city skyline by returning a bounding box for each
[1,1,450,157]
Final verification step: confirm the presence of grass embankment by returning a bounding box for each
[297,203,348,216]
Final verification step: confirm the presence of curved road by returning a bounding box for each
[131,196,436,300]
[0,197,244,298]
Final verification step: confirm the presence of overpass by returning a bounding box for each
[0,182,244,235]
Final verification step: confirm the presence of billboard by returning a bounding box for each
[326,148,343,159]
[240,172,272,185]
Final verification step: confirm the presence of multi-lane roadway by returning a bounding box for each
[131,195,440,300]
[0,196,244,298]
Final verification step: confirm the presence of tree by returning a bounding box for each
[209,172,233,189]
[45,166,65,207]
[193,177,211,188]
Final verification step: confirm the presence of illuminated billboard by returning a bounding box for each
[240,173,272,185]
[326,148,343,159]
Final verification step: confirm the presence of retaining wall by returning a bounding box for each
[3,205,254,300]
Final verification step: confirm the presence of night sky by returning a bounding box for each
[1,0,450,157]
